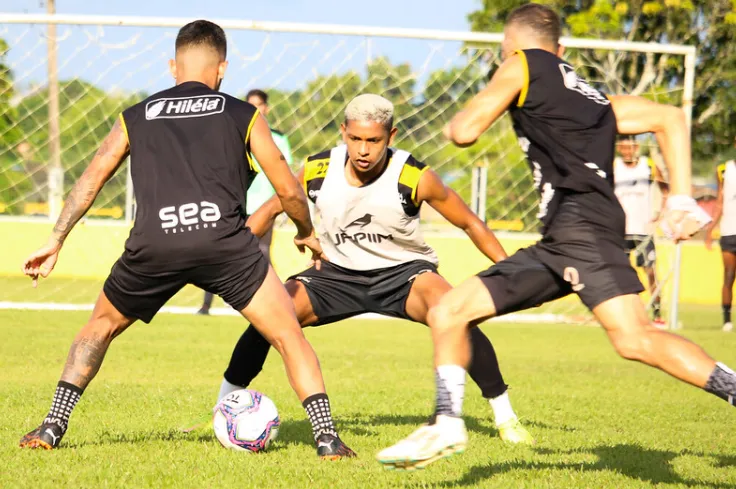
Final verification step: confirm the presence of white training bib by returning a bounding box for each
[314,145,438,271]
[614,156,655,236]
[721,160,736,237]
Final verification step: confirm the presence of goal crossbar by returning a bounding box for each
[0,13,696,56]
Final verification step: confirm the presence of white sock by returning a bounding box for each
[217,378,242,404]
[435,365,467,417]
[488,391,517,426]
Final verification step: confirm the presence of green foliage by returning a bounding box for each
[8,80,147,213]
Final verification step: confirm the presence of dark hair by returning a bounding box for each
[506,3,561,48]
[246,89,268,104]
[617,135,637,144]
[175,20,227,59]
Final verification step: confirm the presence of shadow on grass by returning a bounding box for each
[62,412,506,450]
[436,444,735,489]
[65,428,217,448]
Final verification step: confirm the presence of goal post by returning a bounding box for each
[0,14,696,324]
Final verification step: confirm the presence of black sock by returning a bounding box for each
[723,305,731,325]
[223,325,271,387]
[468,327,508,399]
[302,393,337,440]
[43,381,83,440]
[704,363,736,406]
[653,302,662,320]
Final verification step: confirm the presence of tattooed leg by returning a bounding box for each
[20,291,134,449]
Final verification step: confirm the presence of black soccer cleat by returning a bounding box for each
[316,433,357,460]
[19,423,64,450]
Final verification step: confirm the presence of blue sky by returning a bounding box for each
[1,0,485,97]
[4,0,478,30]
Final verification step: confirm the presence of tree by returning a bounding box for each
[14,80,146,212]
[0,38,28,212]
[467,0,736,174]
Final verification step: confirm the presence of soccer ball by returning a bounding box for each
[212,389,280,452]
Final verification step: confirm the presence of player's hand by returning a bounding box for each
[22,239,62,288]
[660,195,712,243]
[705,233,714,251]
[442,123,453,141]
[294,233,328,270]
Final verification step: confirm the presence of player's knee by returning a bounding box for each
[427,300,463,332]
[85,315,127,341]
[267,325,306,355]
[611,330,655,362]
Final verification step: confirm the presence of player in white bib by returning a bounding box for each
[217,94,535,445]
[614,136,668,328]
[705,152,736,332]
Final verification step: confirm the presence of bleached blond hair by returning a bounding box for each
[344,94,394,130]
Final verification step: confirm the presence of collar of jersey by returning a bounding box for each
[343,149,394,189]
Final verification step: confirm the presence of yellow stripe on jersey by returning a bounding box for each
[718,163,727,184]
[399,163,430,205]
[303,157,330,191]
[645,157,656,181]
[515,50,530,108]
[118,113,129,144]
[245,109,260,172]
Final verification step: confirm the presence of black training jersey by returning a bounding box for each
[509,49,622,233]
[120,81,260,270]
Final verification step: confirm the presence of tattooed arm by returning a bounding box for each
[52,118,130,244]
[22,119,130,286]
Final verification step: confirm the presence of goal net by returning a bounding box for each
[0,15,695,324]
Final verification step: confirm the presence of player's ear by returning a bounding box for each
[340,122,347,142]
[556,44,566,58]
[168,59,177,81]
[218,60,228,83]
[388,126,398,146]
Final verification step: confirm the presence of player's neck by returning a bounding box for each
[175,73,218,90]
[345,153,389,187]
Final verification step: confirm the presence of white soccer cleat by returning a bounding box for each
[376,415,467,471]
[723,322,733,333]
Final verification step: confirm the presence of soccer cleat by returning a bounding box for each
[723,322,733,333]
[376,415,467,471]
[196,307,210,316]
[316,433,357,460]
[652,317,668,330]
[19,423,64,450]
[497,418,535,445]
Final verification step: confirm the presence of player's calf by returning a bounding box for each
[595,295,736,408]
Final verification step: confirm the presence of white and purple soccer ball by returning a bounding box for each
[213,389,280,452]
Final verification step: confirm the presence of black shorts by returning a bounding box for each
[721,235,736,254]
[104,250,268,323]
[623,235,657,268]
[478,194,644,314]
[289,260,438,325]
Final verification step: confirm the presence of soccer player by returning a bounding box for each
[197,88,293,315]
[218,93,535,445]
[705,146,736,332]
[377,4,725,470]
[18,20,355,459]
[613,136,669,328]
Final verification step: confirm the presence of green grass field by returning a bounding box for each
[1,306,734,489]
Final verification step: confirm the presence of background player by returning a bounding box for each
[705,143,736,332]
[197,88,293,315]
[218,94,534,445]
[614,135,669,327]
[18,20,354,459]
[377,3,725,470]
